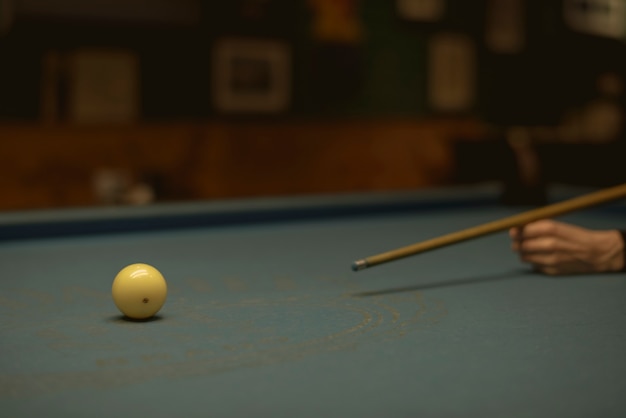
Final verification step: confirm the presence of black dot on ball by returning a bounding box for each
[142,298,150,304]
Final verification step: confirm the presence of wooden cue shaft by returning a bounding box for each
[352,183,626,271]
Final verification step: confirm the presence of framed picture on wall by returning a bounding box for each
[211,38,291,113]
[63,49,140,124]
[485,0,525,54]
[427,32,476,112]
[564,0,626,40]
[396,0,445,21]
[0,0,15,35]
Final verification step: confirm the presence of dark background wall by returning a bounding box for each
[1,0,625,209]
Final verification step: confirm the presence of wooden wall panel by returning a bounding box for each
[0,119,484,210]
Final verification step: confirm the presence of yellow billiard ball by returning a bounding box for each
[112,263,167,320]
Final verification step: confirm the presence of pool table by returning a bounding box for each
[1,184,625,418]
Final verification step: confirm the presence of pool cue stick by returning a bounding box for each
[352,182,626,271]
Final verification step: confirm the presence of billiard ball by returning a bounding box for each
[112,263,167,320]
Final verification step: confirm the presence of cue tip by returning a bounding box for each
[352,259,368,272]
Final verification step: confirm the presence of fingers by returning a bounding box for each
[509,226,522,240]
[531,262,588,276]
[509,220,559,241]
[509,220,576,275]
[518,251,560,266]
[511,219,560,240]
[517,250,578,276]
[512,235,577,254]
[510,221,559,253]
[509,220,583,254]
[512,219,591,242]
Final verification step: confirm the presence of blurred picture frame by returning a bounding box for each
[396,0,445,21]
[0,0,15,36]
[211,38,291,113]
[41,48,140,124]
[564,0,626,40]
[485,0,525,54]
[68,49,139,124]
[427,32,476,112]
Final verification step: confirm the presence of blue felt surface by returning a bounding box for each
[1,188,626,417]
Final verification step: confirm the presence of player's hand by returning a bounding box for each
[509,220,624,275]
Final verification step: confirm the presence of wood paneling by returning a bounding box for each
[0,118,484,210]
